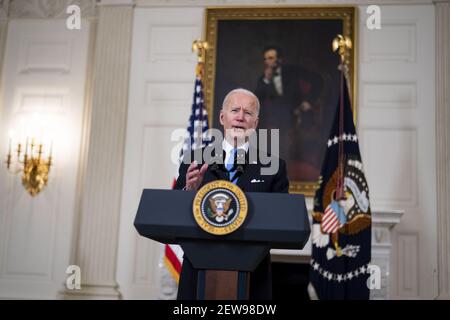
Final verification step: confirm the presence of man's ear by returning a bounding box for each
[254,117,259,129]
[219,110,224,125]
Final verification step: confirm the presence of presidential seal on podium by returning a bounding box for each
[193,180,248,235]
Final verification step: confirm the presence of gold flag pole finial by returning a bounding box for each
[332,34,352,97]
[192,40,209,77]
[332,34,352,64]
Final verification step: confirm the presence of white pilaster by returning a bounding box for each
[435,0,450,301]
[64,2,134,299]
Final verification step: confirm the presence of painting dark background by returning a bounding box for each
[212,19,343,183]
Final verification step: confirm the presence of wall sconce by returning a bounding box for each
[5,136,53,196]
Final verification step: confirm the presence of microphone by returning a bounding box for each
[210,163,219,171]
[236,164,245,176]
[210,153,225,179]
[235,148,247,177]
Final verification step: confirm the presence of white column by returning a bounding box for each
[435,0,450,300]
[64,1,134,299]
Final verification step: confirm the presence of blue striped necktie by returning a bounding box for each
[225,148,238,184]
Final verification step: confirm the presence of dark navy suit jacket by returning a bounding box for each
[174,145,289,300]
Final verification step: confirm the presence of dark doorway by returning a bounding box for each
[272,262,310,300]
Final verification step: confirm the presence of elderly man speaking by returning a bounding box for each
[175,88,289,300]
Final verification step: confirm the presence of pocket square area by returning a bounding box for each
[251,178,264,183]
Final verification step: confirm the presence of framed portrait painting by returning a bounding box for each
[203,6,356,196]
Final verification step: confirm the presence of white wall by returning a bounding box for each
[0,19,90,298]
[358,5,437,298]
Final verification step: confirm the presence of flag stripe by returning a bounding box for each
[322,217,338,231]
[165,244,182,274]
[322,219,338,230]
[324,220,339,233]
[322,213,336,225]
[163,256,180,284]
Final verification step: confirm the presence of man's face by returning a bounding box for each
[264,49,280,68]
[220,92,259,144]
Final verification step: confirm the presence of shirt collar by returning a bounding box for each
[222,138,249,154]
[274,66,282,76]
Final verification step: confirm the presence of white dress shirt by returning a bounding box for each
[263,66,283,96]
[222,139,249,165]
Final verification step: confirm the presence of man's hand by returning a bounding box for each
[185,161,208,191]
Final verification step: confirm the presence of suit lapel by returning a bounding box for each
[236,163,260,190]
[236,146,261,190]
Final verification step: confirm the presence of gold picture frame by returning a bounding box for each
[203,6,357,196]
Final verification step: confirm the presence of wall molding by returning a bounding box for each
[435,0,450,300]
[397,232,420,297]
[7,0,97,19]
[134,0,442,7]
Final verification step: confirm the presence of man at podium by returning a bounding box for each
[174,88,289,300]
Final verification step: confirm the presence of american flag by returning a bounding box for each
[309,71,371,300]
[164,76,210,283]
[179,77,211,157]
[321,202,341,234]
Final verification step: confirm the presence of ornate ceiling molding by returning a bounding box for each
[134,0,438,7]
[2,0,444,18]
[7,0,97,19]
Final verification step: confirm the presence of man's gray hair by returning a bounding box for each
[221,88,260,115]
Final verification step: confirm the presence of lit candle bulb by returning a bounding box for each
[6,137,12,170]
[47,140,53,168]
[7,129,13,155]
[24,137,28,162]
[49,140,53,157]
